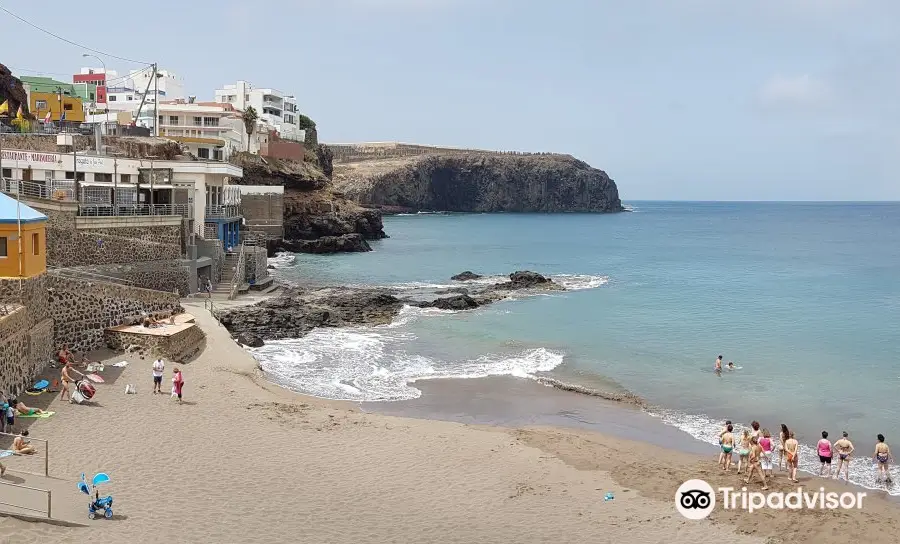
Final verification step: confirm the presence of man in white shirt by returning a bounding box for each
[152,358,165,394]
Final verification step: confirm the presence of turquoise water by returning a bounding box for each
[258,202,900,491]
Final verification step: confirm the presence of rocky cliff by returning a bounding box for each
[333,153,623,213]
[0,64,30,119]
[230,152,386,254]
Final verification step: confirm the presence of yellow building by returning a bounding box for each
[0,193,47,278]
[29,91,85,123]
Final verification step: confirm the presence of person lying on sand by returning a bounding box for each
[720,424,735,472]
[833,431,854,481]
[14,400,44,416]
[13,430,36,455]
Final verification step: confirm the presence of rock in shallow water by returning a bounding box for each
[450,271,483,281]
[236,332,265,348]
[277,233,372,254]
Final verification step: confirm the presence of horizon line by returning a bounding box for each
[622,199,899,204]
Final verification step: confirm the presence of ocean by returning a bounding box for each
[254,202,900,493]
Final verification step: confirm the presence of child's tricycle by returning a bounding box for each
[78,472,114,520]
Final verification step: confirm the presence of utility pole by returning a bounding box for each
[81,53,109,128]
[153,65,159,137]
[148,154,157,211]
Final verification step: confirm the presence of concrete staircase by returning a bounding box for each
[210,253,240,297]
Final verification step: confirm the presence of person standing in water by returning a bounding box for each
[720,424,735,472]
[833,431,854,481]
[778,423,790,471]
[759,428,775,478]
[745,436,769,490]
[874,434,893,484]
[715,355,723,375]
[817,431,833,477]
[784,431,800,483]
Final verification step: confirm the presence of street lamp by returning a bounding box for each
[81,53,109,129]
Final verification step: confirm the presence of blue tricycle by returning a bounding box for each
[78,472,114,520]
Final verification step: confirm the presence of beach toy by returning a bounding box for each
[79,472,114,520]
[85,373,104,384]
[604,492,614,501]
[33,380,49,390]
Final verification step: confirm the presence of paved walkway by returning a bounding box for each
[0,470,86,526]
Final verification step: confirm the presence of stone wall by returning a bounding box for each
[23,200,183,267]
[61,260,191,295]
[0,276,55,396]
[244,247,270,285]
[105,324,206,363]
[47,274,182,352]
[240,193,284,239]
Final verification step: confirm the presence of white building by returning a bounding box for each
[84,66,184,118]
[130,68,185,101]
[136,101,244,160]
[214,80,304,142]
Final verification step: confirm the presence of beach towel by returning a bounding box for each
[0,450,13,459]
[112,361,129,368]
[18,411,55,419]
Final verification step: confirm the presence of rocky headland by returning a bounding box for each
[331,150,624,213]
[218,271,562,346]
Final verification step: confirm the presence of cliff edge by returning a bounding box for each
[230,152,386,254]
[332,151,623,213]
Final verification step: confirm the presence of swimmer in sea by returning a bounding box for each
[737,429,752,474]
[745,436,768,490]
[720,424,735,472]
[727,361,736,371]
[833,431,854,481]
[784,431,800,483]
[874,434,893,484]
[717,420,733,466]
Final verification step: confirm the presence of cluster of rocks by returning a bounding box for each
[219,271,562,346]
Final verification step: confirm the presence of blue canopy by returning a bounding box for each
[0,193,47,224]
[92,473,111,487]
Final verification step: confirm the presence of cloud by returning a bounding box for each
[757,74,833,110]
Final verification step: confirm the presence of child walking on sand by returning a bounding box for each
[737,429,752,475]
[720,424,735,472]
[745,436,768,490]
[172,367,184,403]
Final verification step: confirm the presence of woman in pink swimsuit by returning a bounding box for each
[817,431,833,478]
[759,429,774,478]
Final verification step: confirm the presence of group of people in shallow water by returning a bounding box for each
[718,420,894,489]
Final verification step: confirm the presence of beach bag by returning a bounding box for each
[171,385,178,398]
[124,384,136,394]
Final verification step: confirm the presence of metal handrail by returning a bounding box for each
[204,204,241,219]
[0,431,49,476]
[78,203,193,218]
[47,266,136,286]
[0,178,76,202]
[228,242,246,300]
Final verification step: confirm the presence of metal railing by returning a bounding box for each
[47,266,136,287]
[228,242,246,300]
[78,203,193,218]
[204,204,241,219]
[1,178,76,202]
[0,120,98,136]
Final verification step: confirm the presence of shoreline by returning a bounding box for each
[1,300,899,543]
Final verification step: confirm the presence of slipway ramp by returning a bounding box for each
[0,471,87,526]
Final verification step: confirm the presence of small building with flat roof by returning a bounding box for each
[0,192,47,278]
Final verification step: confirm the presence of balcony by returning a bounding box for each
[79,203,193,219]
[205,204,241,219]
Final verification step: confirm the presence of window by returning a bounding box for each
[32,233,39,256]
[94,173,112,183]
[120,174,131,184]
[245,94,249,101]
[197,148,210,159]
[213,149,223,161]
[0,237,7,258]
[45,171,53,182]
[64,172,86,181]
[169,115,179,125]
[109,95,117,102]
[64,104,73,111]
[89,93,95,100]
[1,168,11,179]
[203,117,219,127]
[35,99,47,110]
[126,96,133,101]
[193,116,202,126]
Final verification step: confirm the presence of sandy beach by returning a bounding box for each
[1,300,898,543]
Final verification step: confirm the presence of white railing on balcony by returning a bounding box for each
[1,178,75,201]
[204,204,241,219]
[79,203,193,218]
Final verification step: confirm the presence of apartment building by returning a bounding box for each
[214,80,303,141]
[137,101,244,160]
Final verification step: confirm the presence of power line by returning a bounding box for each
[0,3,152,65]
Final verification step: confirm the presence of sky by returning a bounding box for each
[2,0,898,200]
